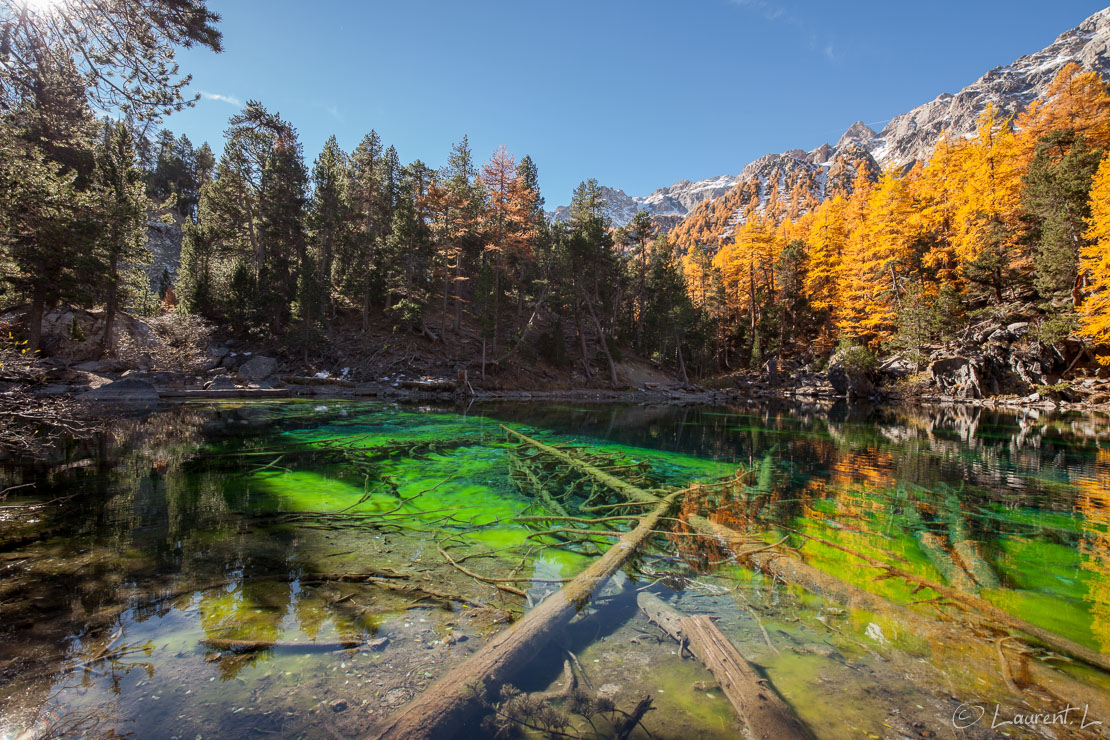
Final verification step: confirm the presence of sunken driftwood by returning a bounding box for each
[200,638,364,652]
[502,425,656,504]
[368,491,680,740]
[637,593,812,740]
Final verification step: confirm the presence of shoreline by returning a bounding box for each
[82,379,1110,414]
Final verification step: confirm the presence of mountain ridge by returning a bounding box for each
[550,7,1110,230]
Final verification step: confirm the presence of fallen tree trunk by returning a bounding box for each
[914,530,977,593]
[200,638,364,652]
[509,453,570,518]
[367,491,680,740]
[946,505,1001,590]
[637,593,812,739]
[280,374,357,388]
[683,615,812,739]
[502,426,657,505]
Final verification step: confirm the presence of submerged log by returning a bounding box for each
[368,492,680,740]
[637,592,688,653]
[200,638,363,652]
[502,426,657,505]
[636,593,812,739]
[508,454,569,518]
[950,538,1001,590]
[682,616,813,740]
[946,505,1001,590]
[914,530,977,593]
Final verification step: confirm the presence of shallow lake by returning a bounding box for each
[1,400,1108,739]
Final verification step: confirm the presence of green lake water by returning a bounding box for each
[0,400,1108,739]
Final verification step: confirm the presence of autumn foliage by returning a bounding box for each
[695,64,1110,362]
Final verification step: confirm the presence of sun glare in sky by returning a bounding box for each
[22,0,64,14]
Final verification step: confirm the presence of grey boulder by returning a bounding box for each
[238,355,278,380]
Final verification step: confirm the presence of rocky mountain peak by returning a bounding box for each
[836,121,879,150]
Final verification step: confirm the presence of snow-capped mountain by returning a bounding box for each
[549,176,738,227]
[872,7,1110,167]
[550,7,1110,232]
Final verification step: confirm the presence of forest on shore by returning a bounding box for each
[2,0,1110,395]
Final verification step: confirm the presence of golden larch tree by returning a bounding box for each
[1080,151,1110,363]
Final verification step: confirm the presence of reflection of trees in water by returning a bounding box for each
[1076,449,1110,653]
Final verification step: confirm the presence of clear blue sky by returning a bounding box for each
[164,0,1108,207]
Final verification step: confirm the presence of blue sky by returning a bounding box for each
[164,1,1108,207]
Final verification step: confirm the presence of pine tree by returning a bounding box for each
[478,145,536,352]
[308,135,353,318]
[0,126,101,351]
[561,179,621,387]
[0,0,222,121]
[802,196,848,349]
[344,131,386,328]
[257,120,308,333]
[94,120,151,356]
[383,160,435,332]
[621,210,654,349]
[1022,130,1102,309]
[644,236,698,382]
[439,136,485,336]
[957,106,1024,304]
[1017,64,1110,158]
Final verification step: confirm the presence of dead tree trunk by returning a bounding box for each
[584,294,619,388]
[368,492,679,740]
[636,593,812,739]
[502,426,654,504]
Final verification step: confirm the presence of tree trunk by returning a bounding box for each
[369,493,679,740]
[636,593,813,740]
[675,329,689,384]
[454,259,463,332]
[584,294,618,388]
[102,255,119,358]
[27,283,44,354]
[441,244,450,341]
[573,309,592,379]
[636,244,646,349]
